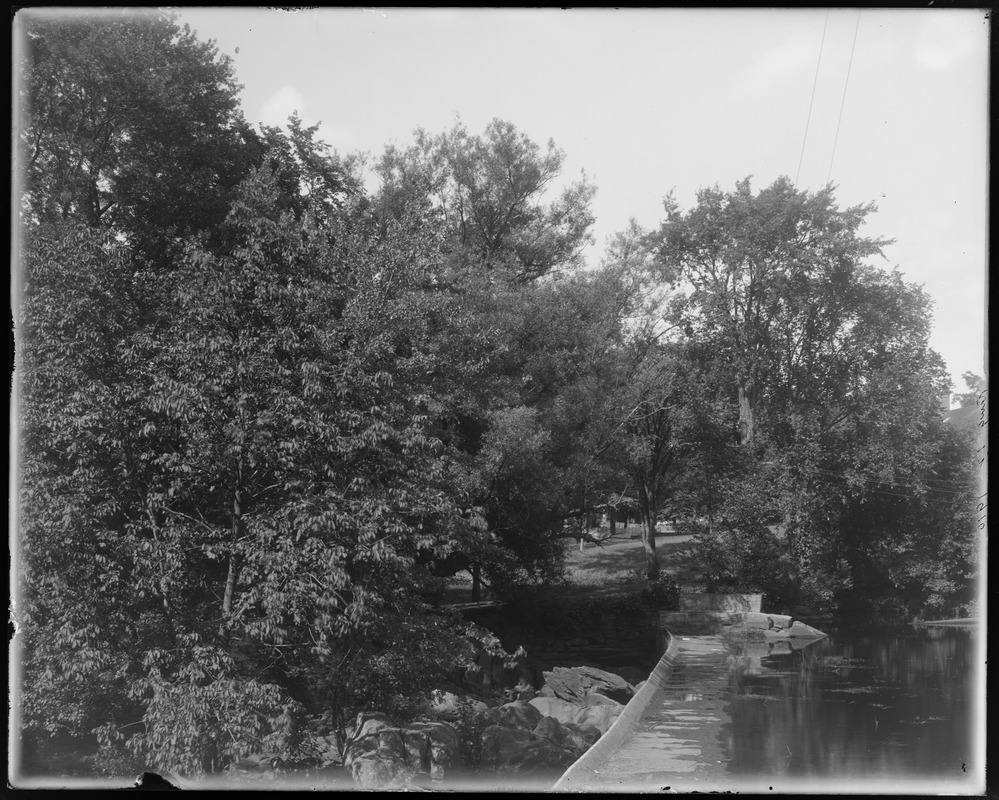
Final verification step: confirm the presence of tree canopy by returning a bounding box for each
[13,14,980,782]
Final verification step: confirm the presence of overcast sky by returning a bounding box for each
[175,9,987,396]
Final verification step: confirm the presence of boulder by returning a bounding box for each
[408,721,460,781]
[572,703,621,733]
[480,724,577,775]
[542,666,586,703]
[722,613,826,642]
[532,715,568,748]
[531,715,603,757]
[785,619,827,639]
[576,666,636,704]
[429,691,489,721]
[561,721,603,752]
[541,665,636,705]
[528,694,622,734]
[493,700,544,731]
[529,695,579,726]
[350,754,406,790]
[742,611,774,630]
[351,711,397,742]
[344,712,461,788]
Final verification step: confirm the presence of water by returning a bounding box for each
[580,626,982,793]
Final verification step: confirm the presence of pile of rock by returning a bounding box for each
[479,699,600,777]
[721,612,826,642]
[342,665,640,789]
[343,712,462,790]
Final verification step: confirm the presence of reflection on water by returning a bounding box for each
[720,627,976,779]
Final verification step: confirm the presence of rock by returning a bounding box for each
[767,613,794,631]
[528,694,622,734]
[532,716,603,757]
[480,725,577,776]
[529,695,579,726]
[742,611,774,630]
[352,711,397,742]
[722,613,827,642]
[401,727,430,770]
[785,619,827,639]
[542,667,586,703]
[562,721,603,752]
[541,665,636,705]
[494,700,543,731]
[430,691,488,721]
[572,703,621,733]
[408,722,460,781]
[532,715,568,747]
[351,754,405,790]
[344,712,462,788]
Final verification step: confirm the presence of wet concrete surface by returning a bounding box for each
[563,635,740,792]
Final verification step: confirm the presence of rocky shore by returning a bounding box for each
[340,664,641,790]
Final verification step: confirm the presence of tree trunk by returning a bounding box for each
[222,482,244,618]
[610,514,616,538]
[471,562,481,602]
[638,486,660,579]
[737,374,756,446]
[641,511,660,580]
[706,467,714,535]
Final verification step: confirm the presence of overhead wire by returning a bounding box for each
[827,10,862,185]
[795,10,830,188]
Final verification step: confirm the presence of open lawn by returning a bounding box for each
[562,530,702,598]
[441,529,704,606]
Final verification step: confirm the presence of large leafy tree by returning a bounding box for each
[649,177,977,616]
[15,70,481,773]
[375,118,596,283]
[17,9,256,261]
[370,120,603,592]
[652,177,890,447]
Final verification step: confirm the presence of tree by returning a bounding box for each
[557,222,733,581]
[375,118,596,283]
[954,372,986,408]
[652,177,890,446]
[16,137,480,775]
[17,9,256,261]
[367,120,603,593]
[646,177,978,618]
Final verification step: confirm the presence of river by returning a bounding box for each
[573,625,983,793]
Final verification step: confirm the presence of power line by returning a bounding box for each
[827,10,862,185]
[795,10,830,188]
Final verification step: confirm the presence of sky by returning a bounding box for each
[172,10,986,395]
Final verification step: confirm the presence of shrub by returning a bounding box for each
[631,571,680,610]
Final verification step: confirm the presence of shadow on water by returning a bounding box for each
[717,627,976,781]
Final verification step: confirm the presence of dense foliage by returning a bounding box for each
[14,11,980,781]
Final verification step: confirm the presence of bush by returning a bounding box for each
[676,525,802,610]
[451,701,487,768]
[634,571,680,610]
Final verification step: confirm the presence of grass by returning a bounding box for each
[562,528,702,599]
[440,526,705,605]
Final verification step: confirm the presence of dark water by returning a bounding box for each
[582,626,981,792]
[721,627,979,781]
